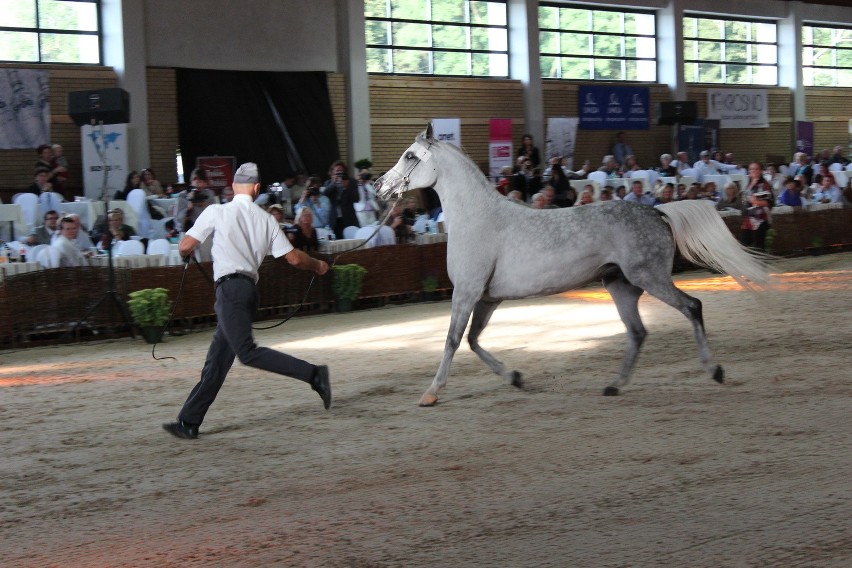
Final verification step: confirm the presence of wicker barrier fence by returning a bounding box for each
[0,208,849,348]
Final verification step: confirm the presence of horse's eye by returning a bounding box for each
[405,151,416,160]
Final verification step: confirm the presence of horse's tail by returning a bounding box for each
[656,201,773,292]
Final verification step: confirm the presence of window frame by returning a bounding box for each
[802,23,852,88]
[538,3,658,83]
[0,0,102,65]
[364,0,509,78]
[682,13,778,86]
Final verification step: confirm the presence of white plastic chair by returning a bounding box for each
[354,225,395,248]
[36,246,61,268]
[114,239,145,256]
[846,163,852,172]
[828,163,843,172]
[0,204,26,241]
[831,170,848,189]
[126,189,153,238]
[587,171,607,186]
[27,244,47,264]
[342,226,359,240]
[12,193,39,231]
[146,238,171,257]
[315,227,333,240]
[38,191,64,218]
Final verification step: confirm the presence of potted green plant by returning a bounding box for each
[421,275,440,301]
[126,287,172,343]
[354,158,373,171]
[332,264,367,312]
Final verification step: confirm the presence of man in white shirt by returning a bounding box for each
[623,180,656,206]
[163,162,331,440]
[52,216,89,267]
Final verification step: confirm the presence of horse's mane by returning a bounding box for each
[417,132,495,192]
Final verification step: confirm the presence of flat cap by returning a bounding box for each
[233,162,260,184]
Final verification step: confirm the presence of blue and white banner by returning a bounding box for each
[81,123,129,201]
[431,118,461,147]
[0,69,50,149]
[578,86,649,130]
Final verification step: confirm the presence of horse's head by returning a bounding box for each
[374,124,439,201]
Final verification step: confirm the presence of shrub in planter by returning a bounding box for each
[126,287,172,343]
[332,264,367,311]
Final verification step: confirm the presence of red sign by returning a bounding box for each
[489,118,513,142]
[196,156,236,191]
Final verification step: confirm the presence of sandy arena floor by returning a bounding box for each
[1,253,850,567]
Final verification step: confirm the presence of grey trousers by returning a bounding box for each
[178,276,316,426]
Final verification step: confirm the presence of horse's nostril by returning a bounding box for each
[373,180,383,191]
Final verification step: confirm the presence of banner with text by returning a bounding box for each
[488,118,513,178]
[432,118,461,147]
[578,86,649,130]
[706,88,768,129]
[0,68,50,149]
[81,124,129,201]
[796,121,814,158]
[197,156,236,192]
[545,117,579,170]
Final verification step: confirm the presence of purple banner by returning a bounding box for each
[796,121,814,158]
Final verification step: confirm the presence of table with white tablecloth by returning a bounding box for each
[318,239,366,254]
[0,261,42,282]
[414,232,448,245]
[89,254,164,268]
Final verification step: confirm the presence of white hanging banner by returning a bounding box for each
[706,88,769,129]
[545,117,579,170]
[0,68,50,149]
[431,118,461,147]
[81,123,129,201]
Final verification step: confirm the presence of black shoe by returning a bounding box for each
[162,420,199,439]
[311,365,332,410]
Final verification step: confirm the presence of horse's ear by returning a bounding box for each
[425,122,434,141]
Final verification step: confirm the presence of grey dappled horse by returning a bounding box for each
[374,126,770,406]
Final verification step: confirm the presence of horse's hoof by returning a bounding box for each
[713,365,725,384]
[509,371,524,389]
[603,386,620,396]
[419,393,438,407]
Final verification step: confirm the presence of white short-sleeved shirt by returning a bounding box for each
[186,193,293,282]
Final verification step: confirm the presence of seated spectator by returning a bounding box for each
[50,143,69,195]
[219,186,235,203]
[115,170,143,200]
[675,183,687,200]
[506,190,525,203]
[61,212,95,251]
[671,151,691,174]
[547,164,575,206]
[622,155,641,175]
[268,203,286,225]
[92,208,137,249]
[26,210,60,245]
[828,145,850,166]
[598,155,621,178]
[140,168,165,197]
[496,166,513,195]
[623,180,655,206]
[717,182,745,211]
[541,186,560,209]
[295,176,333,229]
[812,161,832,185]
[655,183,675,206]
[530,192,547,209]
[778,178,807,207]
[27,167,52,196]
[700,181,720,201]
[813,173,842,204]
[791,153,814,186]
[53,216,91,267]
[656,154,677,176]
[764,163,786,197]
[684,185,700,200]
[575,186,595,206]
[615,185,627,200]
[572,159,593,179]
[598,187,614,201]
[386,202,415,243]
[286,207,320,252]
[526,168,544,201]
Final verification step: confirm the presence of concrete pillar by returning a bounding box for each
[338,0,372,173]
[508,0,544,150]
[657,0,686,101]
[101,0,151,170]
[778,1,806,122]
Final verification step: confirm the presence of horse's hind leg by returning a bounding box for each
[468,299,523,388]
[603,272,647,396]
[420,292,479,407]
[641,281,724,385]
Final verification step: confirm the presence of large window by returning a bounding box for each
[683,16,777,85]
[0,0,100,64]
[538,4,656,81]
[803,24,852,87]
[365,0,508,77]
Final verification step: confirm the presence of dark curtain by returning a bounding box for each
[176,69,339,185]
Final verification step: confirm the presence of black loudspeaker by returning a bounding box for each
[656,101,697,125]
[68,88,130,126]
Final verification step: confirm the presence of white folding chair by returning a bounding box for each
[27,244,47,264]
[12,193,39,232]
[831,170,848,188]
[0,204,26,241]
[38,191,64,218]
[343,226,359,240]
[114,239,145,256]
[587,171,607,186]
[828,163,843,172]
[146,238,171,257]
[315,227,333,240]
[36,246,61,268]
[126,189,153,238]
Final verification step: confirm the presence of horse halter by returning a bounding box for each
[394,140,434,194]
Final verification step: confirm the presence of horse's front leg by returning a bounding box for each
[468,299,523,388]
[420,292,478,406]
